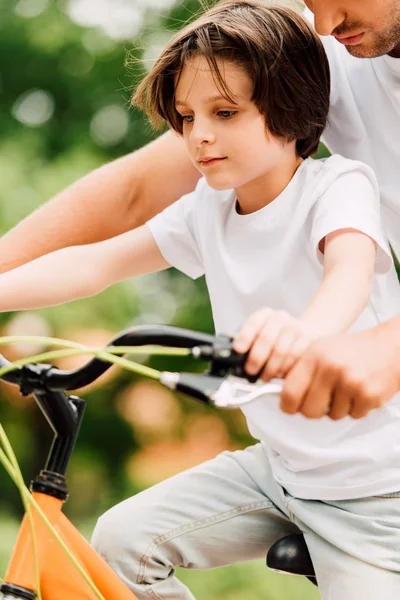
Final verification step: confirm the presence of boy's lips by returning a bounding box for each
[197,157,227,167]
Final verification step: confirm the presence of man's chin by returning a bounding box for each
[344,45,375,58]
[343,36,399,58]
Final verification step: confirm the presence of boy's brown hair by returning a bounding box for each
[133,0,330,158]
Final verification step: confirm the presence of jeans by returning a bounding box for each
[91,443,400,599]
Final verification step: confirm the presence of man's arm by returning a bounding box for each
[281,316,400,420]
[0,131,200,274]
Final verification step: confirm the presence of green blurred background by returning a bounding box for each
[0,0,320,597]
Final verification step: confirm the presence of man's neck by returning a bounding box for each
[388,42,400,58]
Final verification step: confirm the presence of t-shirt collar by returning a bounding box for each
[232,158,311,223]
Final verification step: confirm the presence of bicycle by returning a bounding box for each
[0,324,316,600]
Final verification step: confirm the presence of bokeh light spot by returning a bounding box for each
[90,104,130,147]
[12,89,55,127]
[15,0,50,18]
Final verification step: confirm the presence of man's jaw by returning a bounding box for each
[332,24,400,58]
[388,42,400,58]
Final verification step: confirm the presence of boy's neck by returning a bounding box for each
[235,156,304,215]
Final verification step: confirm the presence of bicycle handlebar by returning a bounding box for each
[0,324,283,482]
[43,325,220,391]
[0,325,214,387]
[0,324,283,408]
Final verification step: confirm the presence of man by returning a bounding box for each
[2,0,399,419]
[280,0,400,419]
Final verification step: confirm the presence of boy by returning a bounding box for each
[1,2,400,597]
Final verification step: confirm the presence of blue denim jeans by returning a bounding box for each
[91,443,400,600]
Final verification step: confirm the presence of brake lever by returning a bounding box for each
[190,333,258,382]
[210,375,283,408]
[159,371,283,408]
[159,371,223,403]
[159,333,272,407]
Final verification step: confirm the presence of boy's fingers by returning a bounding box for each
[233,309,272,353]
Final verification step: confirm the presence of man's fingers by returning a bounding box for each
[349,381,385,419]
[326,383,354,420]
[281,328,400,420]
[295,365,339,419]
[281,353,318,414]
[349,398,371,419]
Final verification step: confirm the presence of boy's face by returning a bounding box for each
[304,0,400,57]
[174,56,296,196]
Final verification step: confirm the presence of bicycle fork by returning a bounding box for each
[1,383,138,600]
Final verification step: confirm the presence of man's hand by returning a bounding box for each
[233,308,315,381]
[281,322,400,420]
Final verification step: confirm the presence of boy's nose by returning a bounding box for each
[190,122,216,146]
[313,5,345,36]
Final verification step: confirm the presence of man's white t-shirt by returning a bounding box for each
[147,155,400,500]
[305,9,400,257]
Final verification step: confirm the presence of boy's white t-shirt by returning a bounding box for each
[304,9,400,258]
[147,155,400,500]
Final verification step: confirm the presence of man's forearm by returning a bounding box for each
[0,132,200,275]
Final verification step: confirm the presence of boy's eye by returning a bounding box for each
[181,115,194,123]
[217,110,237,119]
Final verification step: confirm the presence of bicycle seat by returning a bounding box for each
[266,534,317,586]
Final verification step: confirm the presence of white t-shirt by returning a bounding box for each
[305,8,400,258]
[147,155,400,500]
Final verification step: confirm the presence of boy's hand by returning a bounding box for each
[233,308,315,381]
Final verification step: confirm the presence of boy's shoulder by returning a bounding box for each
[285,155,380,222]
[302,154,378,194]
[305,154,375,175]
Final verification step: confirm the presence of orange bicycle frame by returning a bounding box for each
[4,491,137,600]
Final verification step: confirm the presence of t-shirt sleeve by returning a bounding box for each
[310,162,392,274]
[146,187,205,279]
